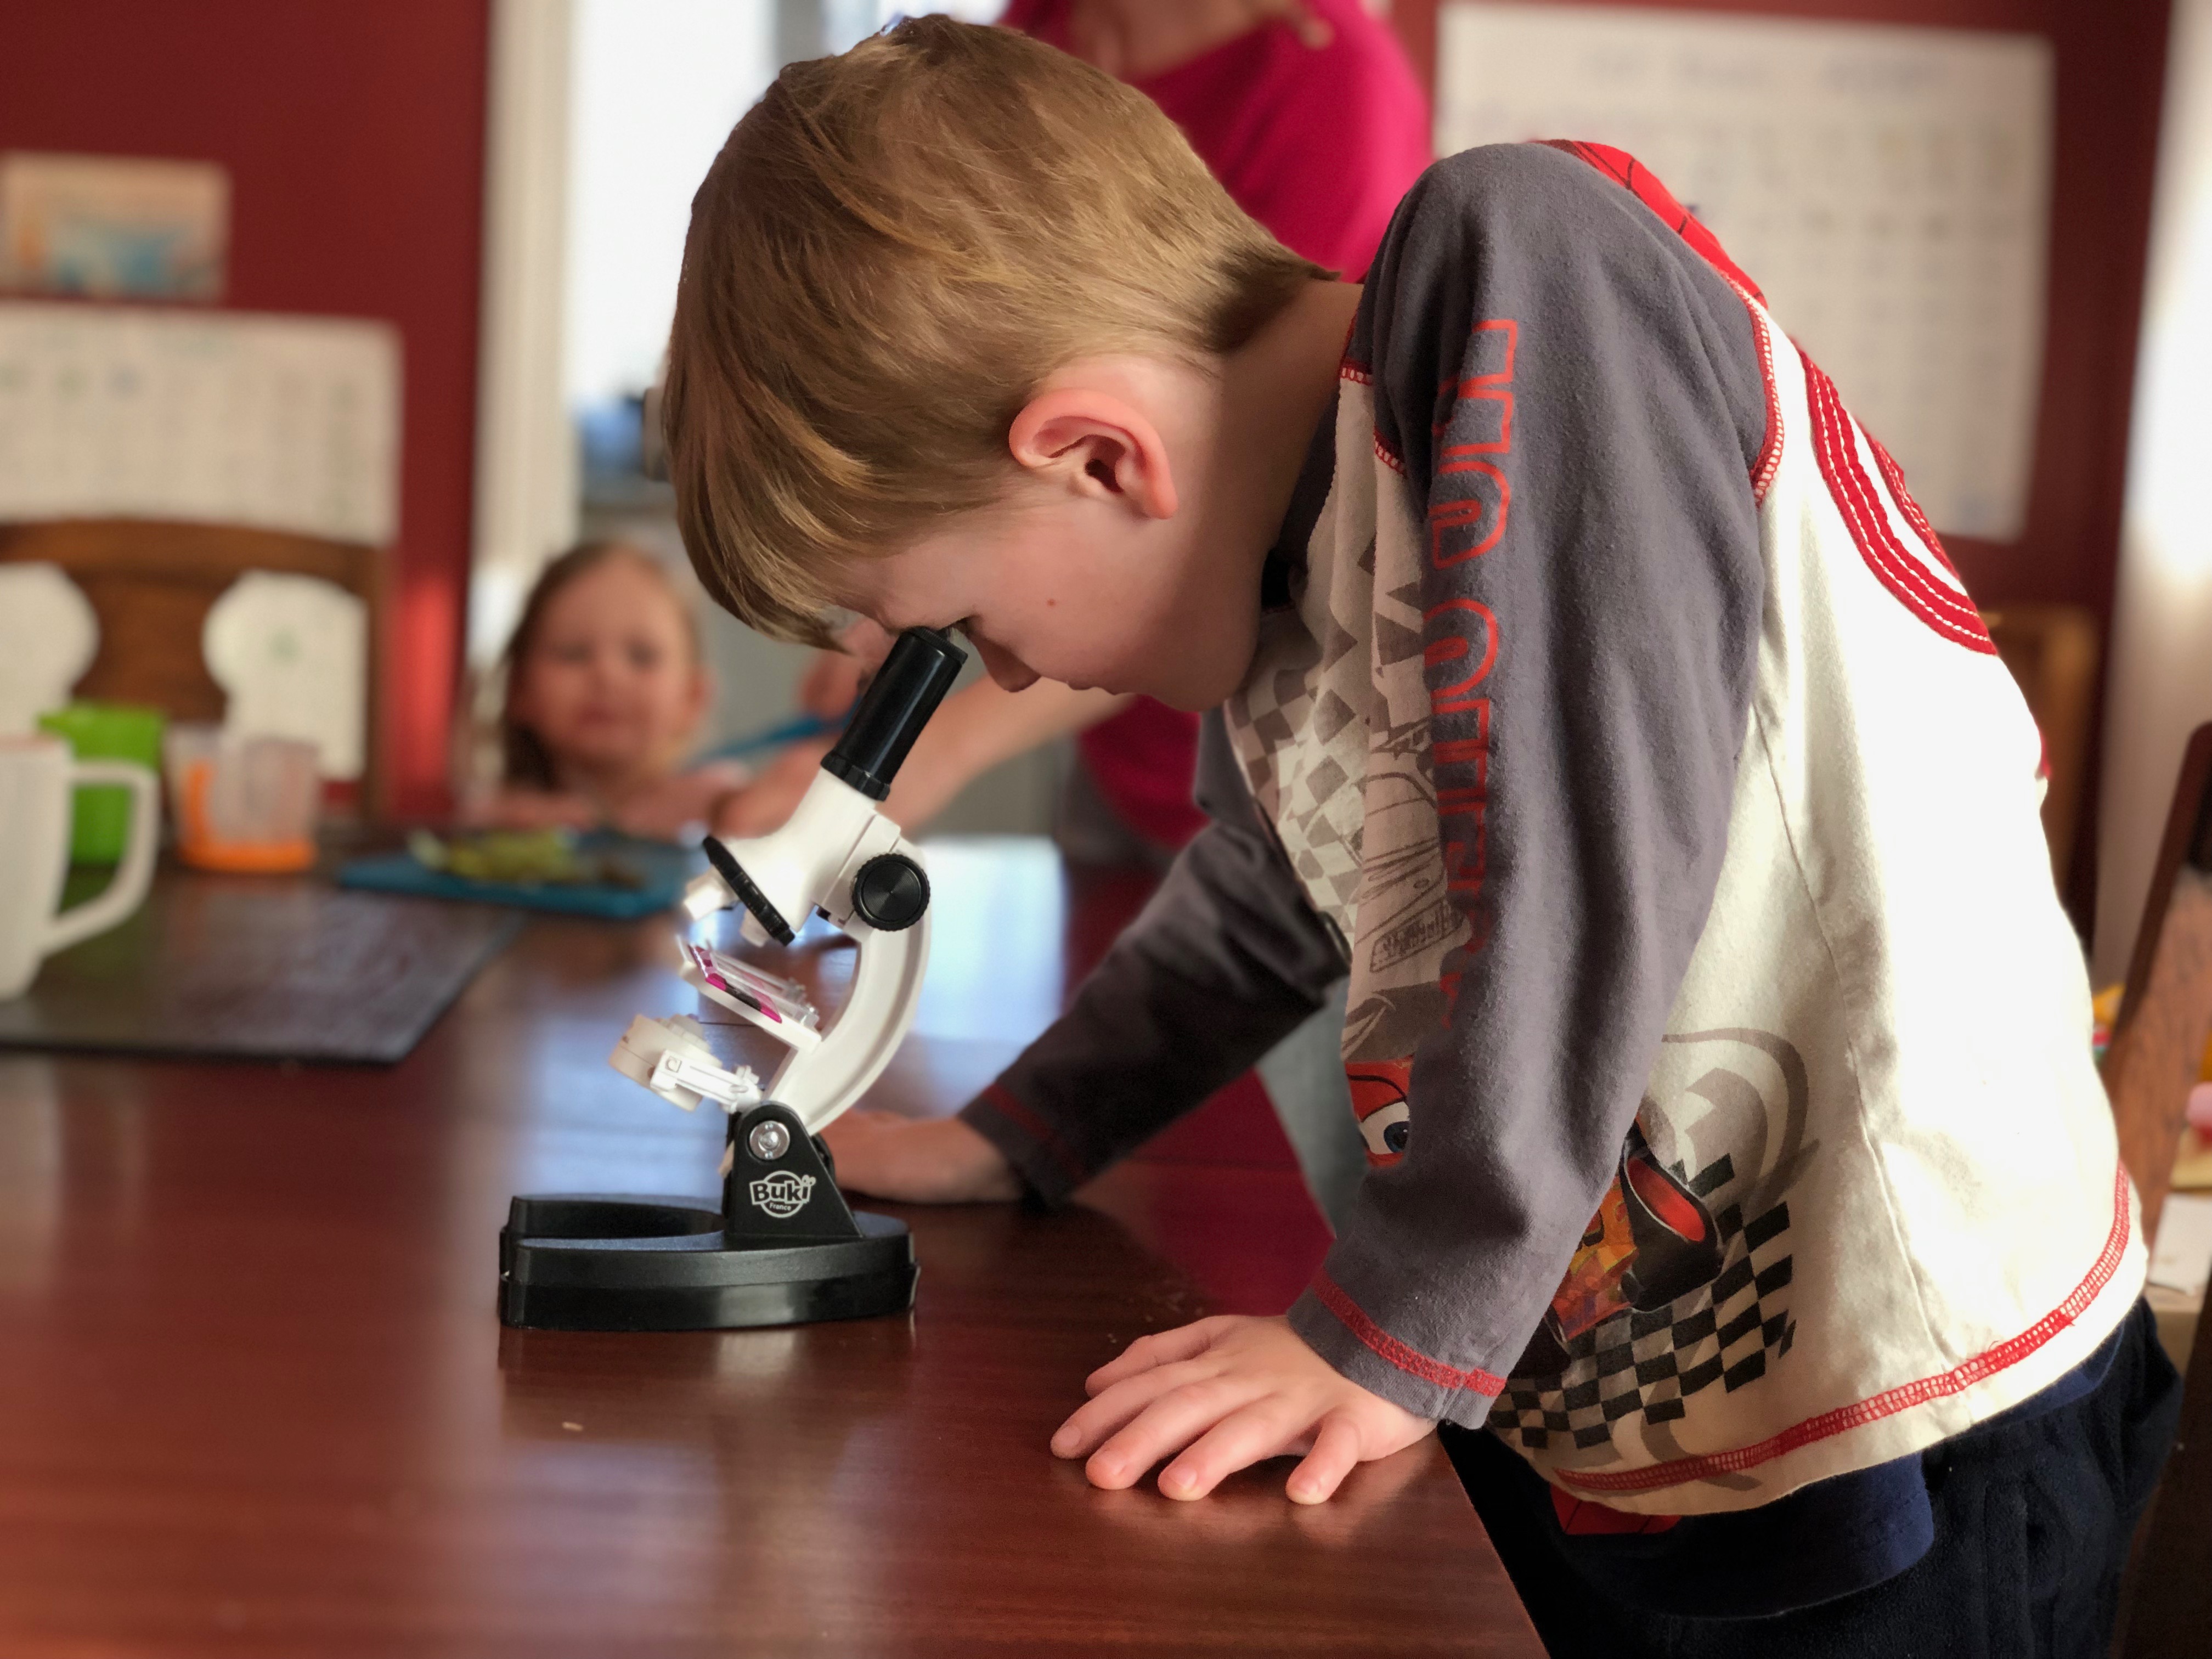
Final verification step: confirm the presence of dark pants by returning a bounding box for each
[1441,1301,2183,1659]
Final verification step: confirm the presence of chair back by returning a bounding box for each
[0,518,382,812]
[1982,603,2100,882]
[2105,726,2212,1658]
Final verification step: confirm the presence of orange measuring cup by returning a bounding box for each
[162,725,320,874]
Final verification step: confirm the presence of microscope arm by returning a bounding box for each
[771,815,932,1133]
[610,627,964,1139]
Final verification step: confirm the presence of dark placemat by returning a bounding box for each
[0,868,522,1065]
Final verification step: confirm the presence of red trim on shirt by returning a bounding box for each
[979,1082,1091,1188]
[1556,1163,2136,1496]
[1801,349,1996,656]
[1312,1271,1506,1396]
[1542,140,1780,502]
[1727,278,1784,503]
[1539,139,1765,303]
[1866,427,1961,579]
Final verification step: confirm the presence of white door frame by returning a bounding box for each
[471,0,578,672]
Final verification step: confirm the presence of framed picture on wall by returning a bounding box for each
[0,151,229,302]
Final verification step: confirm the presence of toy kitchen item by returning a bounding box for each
[0,732,159,998]
[0,562,97,738]
[163,724,319,873]
[499,627,965,1331]
[202,571,367,782]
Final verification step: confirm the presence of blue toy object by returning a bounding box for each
[337,833,699,921]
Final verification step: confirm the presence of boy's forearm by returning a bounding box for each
[960,713,1346,1202]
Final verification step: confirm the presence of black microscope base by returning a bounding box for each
[498,1194,917,1331]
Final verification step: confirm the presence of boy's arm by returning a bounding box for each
[958,713,1346,1203]
[1058,143,1773,1497]
[1282,143,1771,1426]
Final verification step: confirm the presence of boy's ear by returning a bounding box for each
[1007,390,1179,520]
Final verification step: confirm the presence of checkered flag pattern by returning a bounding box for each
[1222,616,1370,924]
[1490,1179,1796,1454]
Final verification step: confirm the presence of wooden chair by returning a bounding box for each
[2100,724,2212,1249]
[1980,605,2101,883]
[2107,724,2212,1657]
[0,518,383,815]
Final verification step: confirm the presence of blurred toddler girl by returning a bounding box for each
[469,541,748,840]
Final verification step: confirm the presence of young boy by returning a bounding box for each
[662,19,2179,1650]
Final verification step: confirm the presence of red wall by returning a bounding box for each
[0,1,492,820]
[1392,0,2174,923]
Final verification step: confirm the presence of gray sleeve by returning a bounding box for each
[960,713,1346,1204]
[1284,143,1770,1424]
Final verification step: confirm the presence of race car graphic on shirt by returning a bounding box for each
[1347,1058,1413,1166]
[1516,1121,1725,1378]
[1493,1029,1811,1458]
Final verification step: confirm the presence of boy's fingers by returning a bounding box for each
[1084,1317,1234,1392]
[1053,1358,1223,1458]
[1079,1378,1262,1491]
[1155,1400,1312,1502]
[1285,1411,1365,1505]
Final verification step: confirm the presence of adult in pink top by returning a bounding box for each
[1004,0,1431,855]
[1003,0,1429,279]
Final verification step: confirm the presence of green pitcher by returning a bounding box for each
[37,702,167,864]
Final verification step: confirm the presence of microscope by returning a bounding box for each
[498,627,966,1332]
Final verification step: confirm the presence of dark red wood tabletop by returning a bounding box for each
[0,839,1539,1657]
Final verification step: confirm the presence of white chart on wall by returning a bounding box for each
[0,302,400,545]
[1436,4,2052,540]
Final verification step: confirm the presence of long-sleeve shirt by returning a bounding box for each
[963,142,2140,1525]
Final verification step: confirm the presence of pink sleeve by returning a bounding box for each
[1133,1,1434,280]
[1231,47,1434,277]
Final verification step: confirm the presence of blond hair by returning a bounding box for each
[663,16,1329,645]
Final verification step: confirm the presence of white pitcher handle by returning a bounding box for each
[44,760,160,955]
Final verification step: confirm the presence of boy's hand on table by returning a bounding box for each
[820,1109,1023,1204]
[1053,1316,1434,1504]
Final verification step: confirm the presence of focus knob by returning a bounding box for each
[850,853,929,932]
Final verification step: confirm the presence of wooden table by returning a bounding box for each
[0,838,1539,1656]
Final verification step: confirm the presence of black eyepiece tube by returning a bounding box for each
[820,627,967,800]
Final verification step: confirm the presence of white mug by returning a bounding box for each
[0,734,159,999]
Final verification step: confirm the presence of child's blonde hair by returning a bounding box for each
[498,541,703,788]
[663,16,1329,645]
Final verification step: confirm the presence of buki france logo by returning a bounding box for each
[748,1171,816,1220]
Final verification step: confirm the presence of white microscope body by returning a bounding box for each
[608,763,933,1141]
[499,626,965,1333]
